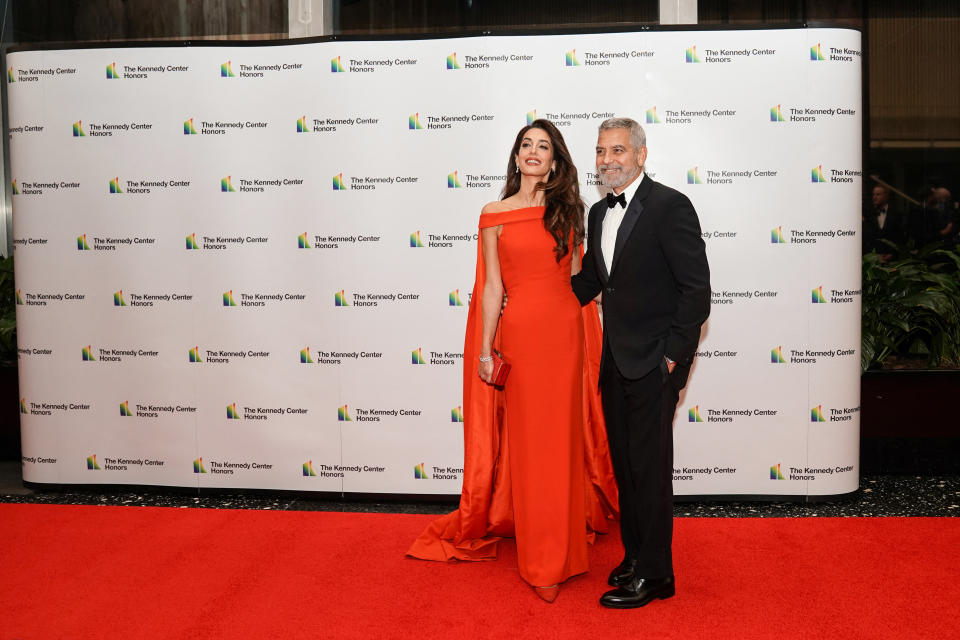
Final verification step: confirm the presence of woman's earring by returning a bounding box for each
[515,165,520,173]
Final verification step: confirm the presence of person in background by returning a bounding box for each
[907,185,953,246]
[934,187,957,246]
[863,184,903,259]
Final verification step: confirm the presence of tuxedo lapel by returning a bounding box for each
[610,201,641,275]
[610,177,654,275]
[593,206,610,282]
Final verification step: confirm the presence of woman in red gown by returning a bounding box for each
[407,120,617,602]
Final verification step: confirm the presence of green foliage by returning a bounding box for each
[0,254,15,361]
[862,244,960,372]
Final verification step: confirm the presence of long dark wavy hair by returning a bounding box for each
[502,119,584,262]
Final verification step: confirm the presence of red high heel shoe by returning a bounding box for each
[534,585,559,603]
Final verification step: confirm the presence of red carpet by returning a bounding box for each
[0,504,957,639]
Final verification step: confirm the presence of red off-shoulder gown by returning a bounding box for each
[407,207,618,588]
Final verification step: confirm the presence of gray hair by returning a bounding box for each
[599,117,646,150]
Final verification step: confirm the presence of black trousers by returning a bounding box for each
[600,356,678,579]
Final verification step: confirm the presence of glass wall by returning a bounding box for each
[7,1,289,42]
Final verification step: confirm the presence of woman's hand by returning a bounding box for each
[478,357,494,383]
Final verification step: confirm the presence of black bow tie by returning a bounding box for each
[606,192,627,209]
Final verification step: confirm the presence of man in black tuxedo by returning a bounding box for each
[862,185,903,257]
[571,117,710,609]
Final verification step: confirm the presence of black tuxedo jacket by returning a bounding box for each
[862,206,904,253]
[572,176,711,387]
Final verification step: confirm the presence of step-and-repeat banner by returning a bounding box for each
[8,28,862,496]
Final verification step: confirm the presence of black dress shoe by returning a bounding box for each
[600,575,675,609]
[607,558,640,587]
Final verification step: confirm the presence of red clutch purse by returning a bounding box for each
[491,349,511,386]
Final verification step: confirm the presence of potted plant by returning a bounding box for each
[861,245,960,371]
[860,243,960,474]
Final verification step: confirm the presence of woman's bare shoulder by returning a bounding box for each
[481,199,513,214]
[480,195,517,213]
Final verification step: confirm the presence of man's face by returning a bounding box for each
[872,186,889,208]
[596,128,646,191]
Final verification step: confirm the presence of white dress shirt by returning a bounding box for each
[600,172,645,275]
[876,205,888,230]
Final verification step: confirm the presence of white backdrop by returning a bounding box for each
[9,27,862,496]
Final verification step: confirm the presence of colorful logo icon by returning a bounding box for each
[220,61,235,77]
[810,43,825,61]
[448,171,462,188]
[11,180,19,195]
[771,346,785,364]
[646,107,661,124]
[189,346,202,363]
[297,116,309,133]
[685,46,701,63]
[227,403,240,420]
[770,463,785,480]
[526,109,537,125]
[688,405,703,422]
[82,345,96,361]
[414,463,429,479]
[300,347,314,364]
[811,405,826,422]
[7,66,14,83]
[120,401,132,417]
[16,290,23,305]
[449,289,464,306]
[331,56,346,73]
[106,62,119,79]
[451,406,464,423]
[113,290,126,306]
[687,167,702,185]
[20,398,28,414]
[222,290,237,307]
[332,173,346,190]
[409,113,423,130]
[87,454,101,470]
[565,50,580,66]
[298,233,310,249]
[77,234,91,250]
[410,231,424,248]
[334,290,349,307]
[186,233,199,250]
[811,286,827,303]
[303,460,317,476]
[338,405,351,421]
[73,120,85,137]
[184,118,197,135]
[771,226,786,244]
[770,104,785,122]
[412,347,426,365]
[221,176,235,192]
[811,165,826,183]
[110,177,123,194]
[193,457,207,473]
[446,53,461,70]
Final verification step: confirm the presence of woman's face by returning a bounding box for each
[515,128,556,179]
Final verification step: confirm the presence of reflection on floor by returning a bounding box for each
[1,461,957,517]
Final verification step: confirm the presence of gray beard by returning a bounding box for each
[599,164,640,189]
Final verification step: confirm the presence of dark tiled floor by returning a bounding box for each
[2,462,957,516]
